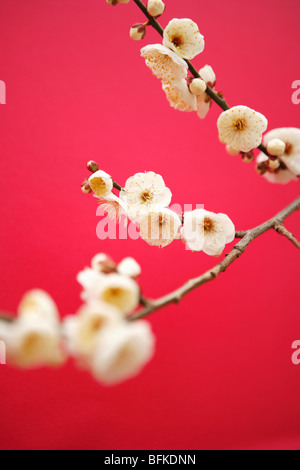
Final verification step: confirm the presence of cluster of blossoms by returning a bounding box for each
[105,0,300,185]
[82,162,236,255]
[0,255,155,385]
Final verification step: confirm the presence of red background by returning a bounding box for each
[0,0,299,450]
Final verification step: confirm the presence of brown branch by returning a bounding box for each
[274,223,300,249]
[132,0,269,157]
[128,196,300,321]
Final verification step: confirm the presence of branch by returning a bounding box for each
[128,196,300,321]
[132,0,269,156]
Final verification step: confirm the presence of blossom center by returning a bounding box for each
[203,217,214,233]
[141,191,153,203]
[172,36,182,48]
[234,119,247,131]
[285,142,293,155]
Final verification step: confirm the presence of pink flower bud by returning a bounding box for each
[87,161,100,173]
[81,180,92,194]
[130,23,146,41]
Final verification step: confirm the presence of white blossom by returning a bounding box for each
[91,321,155,385]
[18,289,59,325]
[196,65,216,119]
[182,209,235,255]
[77,269,140,314]
[147,0,165,17]
[117,257,141,278]
[217,105,268,153]
[138,208,182,248]
[163,18,205,60]
[263,128,300,176]
[63,302,121,357]
[140,44,188,82]
[120,171,172,220]
[88,170,113,197]
[4,317,64,369]
[91,253,116,274]
[256,153,297,185]
[97,192,128,224]
[162,79,197,112]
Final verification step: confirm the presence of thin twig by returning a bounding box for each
[132,0,269,156]
[274,223,300,249]
[128,196,300,321]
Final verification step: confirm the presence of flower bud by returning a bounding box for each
[130,23,146,41]
[225,145,240,156]
[106,0,118,5]
[91,253,116,274]
[267,138,286,157]
[81,180,92,194]
[256,162,268,175]
[87,160,100,173]
[147,0,165,18]
[268,157,280,170]
[189,78,207,96]
[241,151,254,163]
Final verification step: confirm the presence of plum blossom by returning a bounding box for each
[263,128,300,176]
[163,18,205,60]
[91,321,155,385]
[138,208,182,248]
[63,302,121,357]
[217,105,268,153]
[120,171,172,220]
[256,153,297,185]
[88,170,113,197]
[1,290,64,368]
[182,209,235,255]
[140,44,188,82]
[77,269,140,315]
[97,192,128,224]
[197,65,216,119]
[162,79,197,112]
[117,257,141,278]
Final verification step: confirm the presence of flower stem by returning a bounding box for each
[132,0,269,156]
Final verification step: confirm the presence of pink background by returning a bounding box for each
[0,0,300,450]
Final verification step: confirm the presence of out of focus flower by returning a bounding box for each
[197,65,216,119]
[138,208,182,248]
[120,171,172,220]
[97,192,128,224]
[130,23,146,41]
[217,105,268,153]
[117,257,141,278]
[162,79,197,112]
[256,153,297,185]
[91,253,116,274]
[2,290,64,368]
[163,18,205,60]
[263,128,300,176]
[77,269,140,314]
[63,302,121,357]
[267,138,286,157]
[88,170,113,197]
[140,44,188,82]
[91,321,155,385]
[182,209,235,255]
[147,0,165,17]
